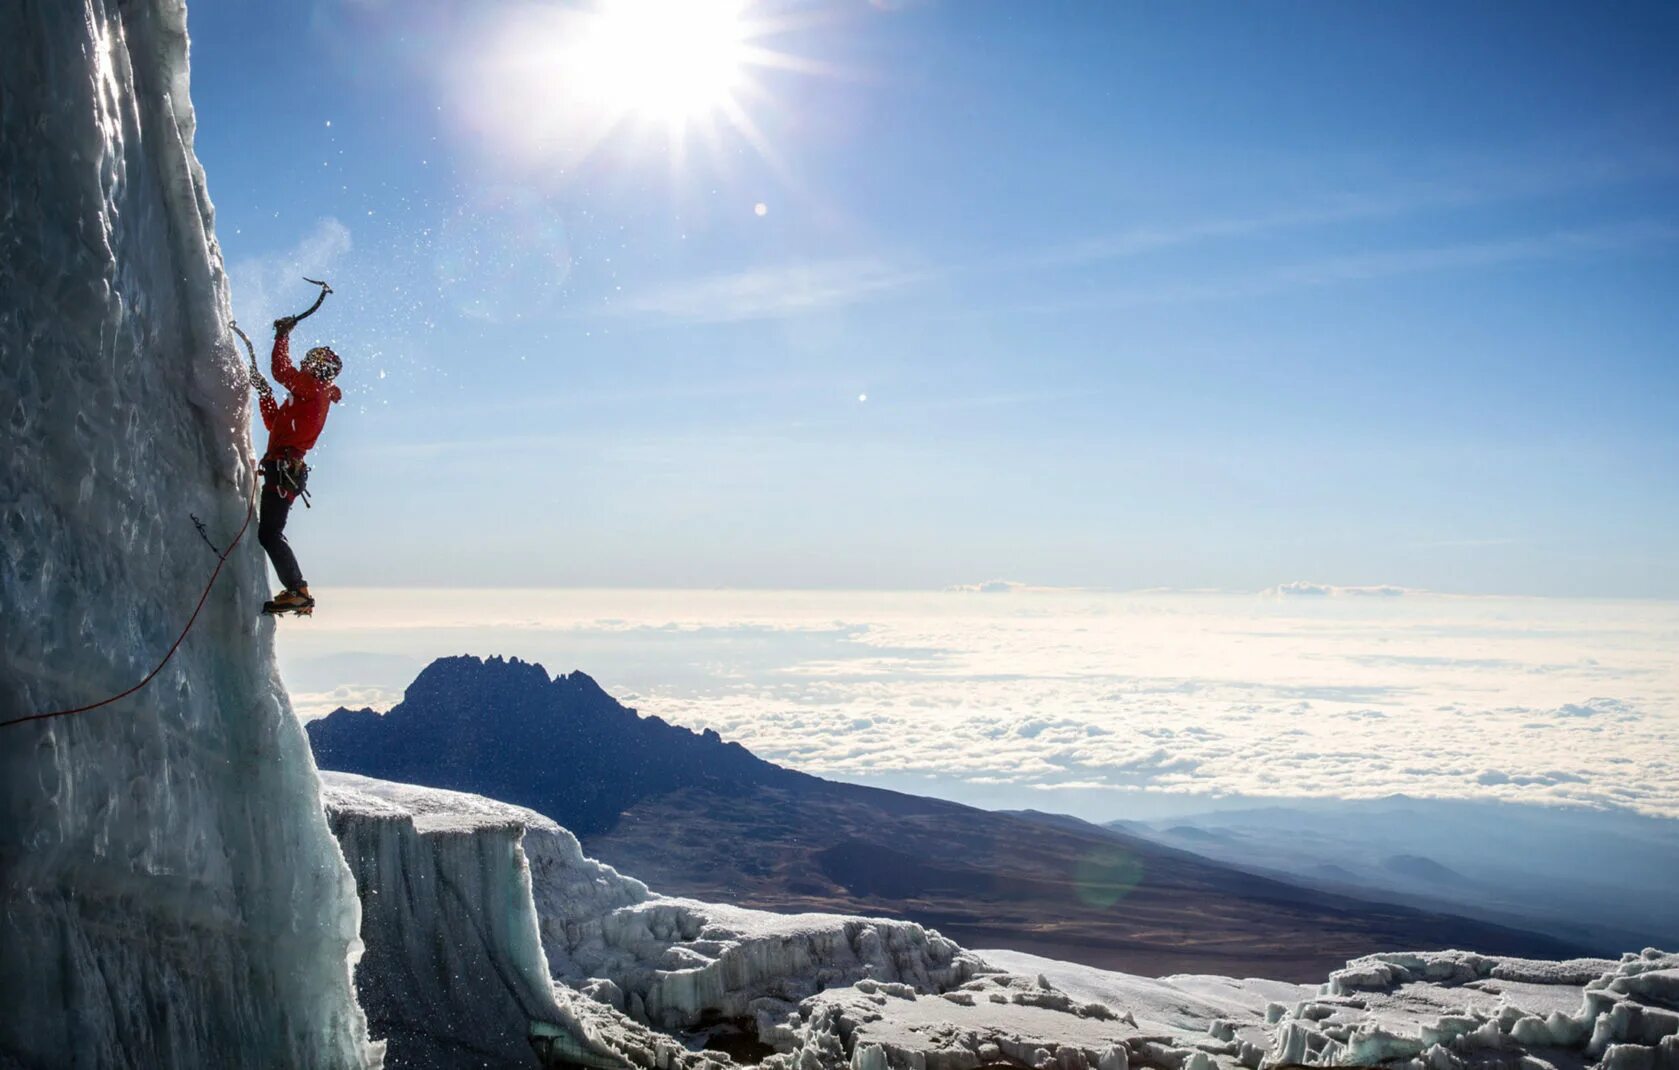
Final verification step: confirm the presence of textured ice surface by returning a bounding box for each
[0,3,372,1066]
[322,773,983,1065]
[319,776,1678,1070]
[325,771,987,1039]
[982,949,1311,1040]
[565,896,982,1033]
[755,950,1679,1070]
[513,791,985,1035]
[545,874,983,1035]
[1253,949,1679,1070]
[323,774,640,1068]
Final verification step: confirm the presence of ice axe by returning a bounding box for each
[228,319,262,382]
[268,277,335,333]
[295,276,334,323]
[232,276,334,385]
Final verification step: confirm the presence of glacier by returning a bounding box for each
[3,3,1674,1069]
[0,2,373,1066]
[319,773,1679,1070]
[321,772,984,1066]
[322,774,652,1069]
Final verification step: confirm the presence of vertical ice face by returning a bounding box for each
[0,3,374,1067]
[321,775,634,1069]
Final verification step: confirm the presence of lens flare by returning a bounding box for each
[454,0,825,178]
[1074,848,1145,909]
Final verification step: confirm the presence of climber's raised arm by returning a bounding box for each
[270,317,307,393]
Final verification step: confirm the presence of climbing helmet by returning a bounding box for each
[303,346,342,382]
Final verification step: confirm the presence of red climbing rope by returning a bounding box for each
[0,487,258,731]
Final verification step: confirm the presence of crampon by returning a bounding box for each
[262,588,315,617]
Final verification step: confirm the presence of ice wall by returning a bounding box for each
[0,3,373,1067]
[322,775,637,1069]
[319,774,987,1066]
[470,776,986,1035]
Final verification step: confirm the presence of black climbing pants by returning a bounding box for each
[258,483,305,592]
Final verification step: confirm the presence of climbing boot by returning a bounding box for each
[263,586,315,616]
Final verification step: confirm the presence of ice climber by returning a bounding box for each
[250,315,342,615]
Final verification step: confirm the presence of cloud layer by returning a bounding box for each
[280,588,1679,820]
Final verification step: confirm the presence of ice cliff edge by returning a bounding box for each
[1,3,374,1067]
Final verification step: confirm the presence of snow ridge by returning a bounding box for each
[552,895,983,1033]
[0,3,372,1067]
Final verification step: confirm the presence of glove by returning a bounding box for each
[250,368,273,397]
[273,316,297,335]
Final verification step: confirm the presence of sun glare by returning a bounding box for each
[462,0,822,176]
[574,0,749,125]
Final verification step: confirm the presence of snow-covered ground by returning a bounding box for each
[0,3,371,1066]
[321,775,1679,1070]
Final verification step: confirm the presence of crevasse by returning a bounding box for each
[0,3,375,1066]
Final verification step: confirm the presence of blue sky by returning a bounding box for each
[189,1,1679,596]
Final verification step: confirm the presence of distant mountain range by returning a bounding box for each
[1101,798,1679,953]
[308,655,1595,981]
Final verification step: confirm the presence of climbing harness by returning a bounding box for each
[262,450,311,508]
[0,478,258,730]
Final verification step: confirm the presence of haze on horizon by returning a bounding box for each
[279,586,1679,824]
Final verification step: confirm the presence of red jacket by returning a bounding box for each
[260,334,341,460]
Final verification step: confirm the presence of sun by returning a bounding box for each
[458,0,823,176]
[572,0,750,126]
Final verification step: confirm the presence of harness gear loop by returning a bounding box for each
[262,449,312,508]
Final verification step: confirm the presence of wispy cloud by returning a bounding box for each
[1016,196,1429,273]
[1244,218,1679,288]
[229,217,353,330]
[1018,147,1679,273]
[1012,219,1679,315]
[607,257,930,324]
[600,206,1676,328]
[290,683,404,721]
[1409,537,1521,550]
[1265,581,1414,598]
[947,579,1090,594]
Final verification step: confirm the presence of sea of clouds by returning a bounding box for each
[280,586,1679,821]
